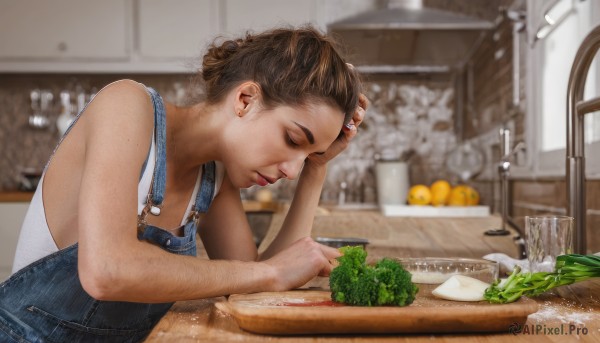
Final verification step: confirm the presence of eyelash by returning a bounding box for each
[286,133,325,155]
[286,134,299,147]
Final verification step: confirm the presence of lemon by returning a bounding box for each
[430,180,451,206]
[447,185,469,206]
[407,184,432,205]
[464,186,480,206]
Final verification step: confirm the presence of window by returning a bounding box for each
[527,0,600,177]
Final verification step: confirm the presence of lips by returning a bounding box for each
[256,173,276,186]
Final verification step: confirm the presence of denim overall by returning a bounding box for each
[0,87,216,342]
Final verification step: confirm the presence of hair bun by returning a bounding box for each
[208,39,240,61]
[200,27,361,123]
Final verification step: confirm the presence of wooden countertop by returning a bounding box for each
[0,191,278,214]
[0,191,34,202]
[259,210,521,260]
[144,211,600,342]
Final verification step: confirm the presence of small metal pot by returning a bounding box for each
[315,237,369,249]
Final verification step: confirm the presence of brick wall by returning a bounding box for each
[450,0,600,253]
[511,180,600,254]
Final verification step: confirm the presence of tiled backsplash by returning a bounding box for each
[317,77,458,205]
[0,74,201,190]
[0,73,458,204]
[258,76,459,205]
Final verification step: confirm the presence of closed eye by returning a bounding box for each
[286,133,300,147]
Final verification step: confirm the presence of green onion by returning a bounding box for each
[484,254,600,304]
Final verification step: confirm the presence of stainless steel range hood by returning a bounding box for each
[328,1,494,73]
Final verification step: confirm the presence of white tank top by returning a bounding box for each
[12,121,224,275]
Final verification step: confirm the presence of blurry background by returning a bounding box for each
[0,0,523,198]
[1,0,600,279]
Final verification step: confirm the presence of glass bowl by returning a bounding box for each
[396,257,499,284]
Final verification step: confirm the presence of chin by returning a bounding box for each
[230,173,254,189]
[236,179,253,189]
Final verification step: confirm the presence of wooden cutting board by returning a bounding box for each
[220,286,538,335]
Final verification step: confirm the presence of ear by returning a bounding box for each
[234,82,261,117]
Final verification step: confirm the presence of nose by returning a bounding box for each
[278,154,306,180]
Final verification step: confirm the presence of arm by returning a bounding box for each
[76,81,337,303]
[258,161,326,260]
[259,94,369,260]
[76,81,275,302]
[199,171,342,289]
[199,172,258,261]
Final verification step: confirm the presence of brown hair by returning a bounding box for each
[201,26,361,124]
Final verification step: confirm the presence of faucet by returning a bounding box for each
[485,128,527,259]
[566,24,600,254]
[485,128,512,237]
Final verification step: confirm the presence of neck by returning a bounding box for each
[165,101,224,177]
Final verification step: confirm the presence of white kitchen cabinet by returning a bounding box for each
[0,0,374,73]
[138,0,218,60]
[0,203,29,282]
[0,0,129,59]
[222,0,317,36]
[0,0,216,72]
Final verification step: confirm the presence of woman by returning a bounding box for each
[0,26,366,342]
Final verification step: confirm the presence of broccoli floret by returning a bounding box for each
[329,246,418,306]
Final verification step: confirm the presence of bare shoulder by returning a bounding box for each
[76,79,157,175]
[83,79,154,146]
[41,80,156,248]
[87,79,153,123]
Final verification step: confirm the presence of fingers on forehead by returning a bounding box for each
[359,94,369,107]
[354,110,365,126]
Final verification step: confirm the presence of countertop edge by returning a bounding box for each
[0,192,280,213]
[0,192,34,203]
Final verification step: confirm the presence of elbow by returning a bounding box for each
[78,255,122,301]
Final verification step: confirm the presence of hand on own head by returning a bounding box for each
[305,93,369,167]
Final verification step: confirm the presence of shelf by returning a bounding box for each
[381,205,490,217]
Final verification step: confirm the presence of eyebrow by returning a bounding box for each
[293,121,315,144]
[292,121,326,155]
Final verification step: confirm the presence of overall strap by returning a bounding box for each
[138,87,167,231]
[138,86,216,231]
[188,161,216,223]
[146,87,167,207]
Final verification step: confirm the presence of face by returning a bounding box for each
[221,101,344,188]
